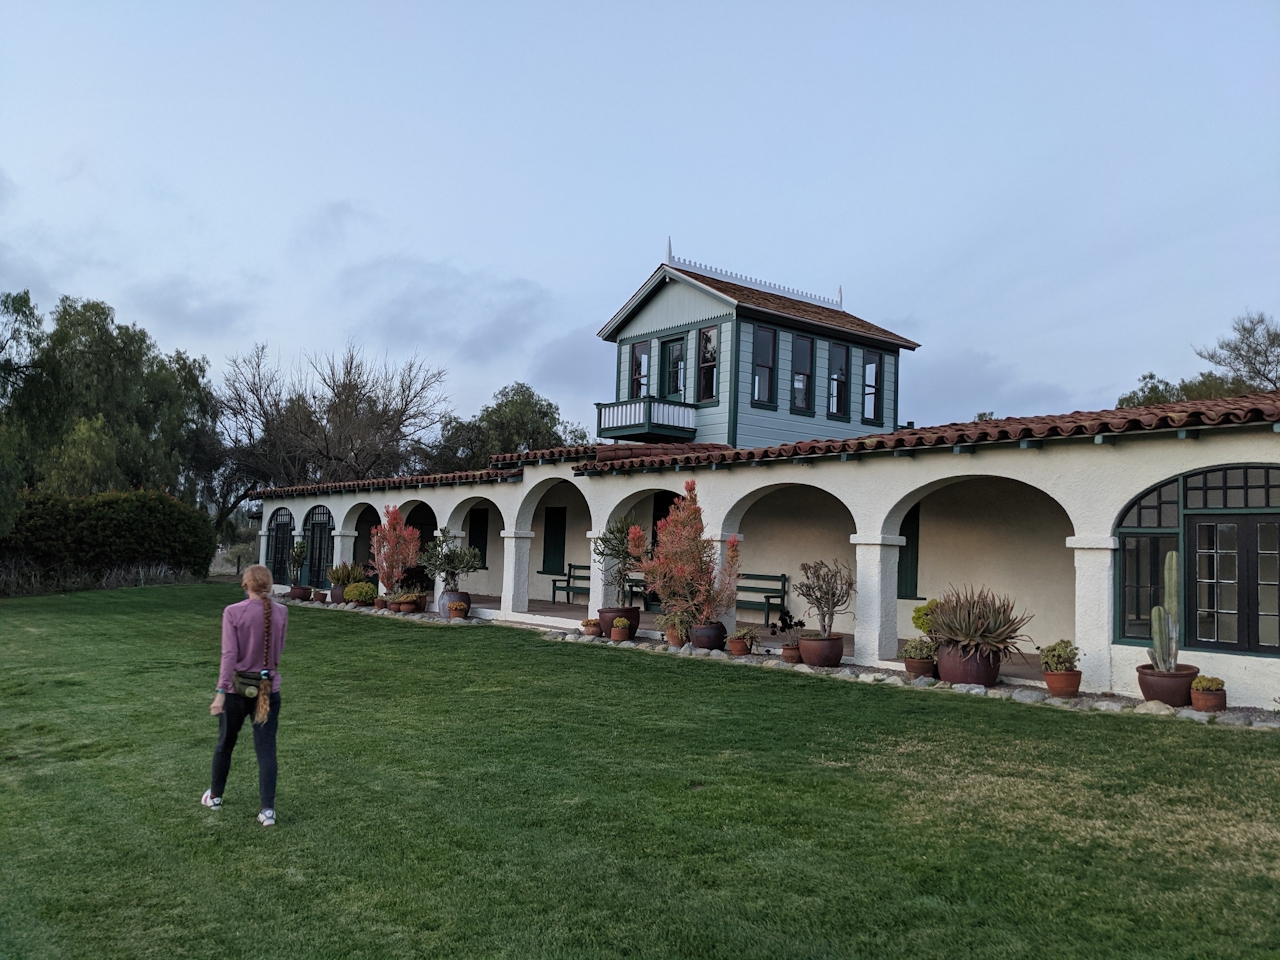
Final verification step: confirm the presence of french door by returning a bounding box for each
[1187,514,1280,653]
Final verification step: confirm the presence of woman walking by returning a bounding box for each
[201,564,288,826]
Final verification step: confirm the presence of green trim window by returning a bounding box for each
[468,507,489,569]
[827,342,850,419]
[660,337,686,401]
[697,326,718,402]
[266,508,294,585]
[897,503,922,600]
[303,505,334,588]
[752,325,776,407]
[1116,465,1280,654]
[629,341,650,399]
[862,350,883,425]
[791,335,814,414]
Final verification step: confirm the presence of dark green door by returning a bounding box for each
[541,507,566,575]
[660,338,686,401]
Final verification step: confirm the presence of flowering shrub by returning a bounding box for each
[368,504,421,591]
[631,479,740,627]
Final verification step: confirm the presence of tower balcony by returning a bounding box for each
[596,397,698,443]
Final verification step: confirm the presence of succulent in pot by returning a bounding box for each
[418,527,482,617]
[1136,551,1199,706]
[727,627,757,657]
[794,559,854,666]
[770,608,806,663]
[1190,675,1226,713]
[655,611,692,648]
[900,635,940,680]
[1037,639,1082,698]
[580,617,603,637]
[447,600,469,620]
[326,561,369,604]
[930,585,1033,686]
[610,616,631,642]
[287,541,311,600]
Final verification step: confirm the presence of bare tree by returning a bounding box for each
[1195,311,1280,391]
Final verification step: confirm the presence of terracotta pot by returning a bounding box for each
[1136,664,1200,707]
[780,644,802,664]
[689,622,727,650]
[416,595,428,613]
[799,634,844,668]
[1043,670,1082,699]
[936,642,1002,686]
[330,584,346,604]
[439,591,471,617]
[355,601,373,608]
[598,607,640,641]
[665,626,684,646]
[903,657,938,681]
[727,637,751,657]
[610,627,629,641]
[374,597,387,610]
[582,624,603,637]
[289,585,311,601]
[449,607,467,620]
[311,589,327,603]
[1190,688,1226,713]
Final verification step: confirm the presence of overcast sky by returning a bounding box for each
[0,1,1276,434]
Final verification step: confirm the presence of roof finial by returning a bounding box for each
[665,236,672,265]
[838,285,843,309]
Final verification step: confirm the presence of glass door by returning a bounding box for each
[660,338,685,401]
[1188,515,1280,653]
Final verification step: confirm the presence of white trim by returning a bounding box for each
[849,534,907,547]
[1066,535,1120,550]
[597,265,737,341]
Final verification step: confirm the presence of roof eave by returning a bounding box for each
[735,302,920,352]
[597,265,738,342]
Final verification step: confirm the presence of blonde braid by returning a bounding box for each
[254,597,272,725]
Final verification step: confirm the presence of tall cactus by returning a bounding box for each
[1148,550,1180,672]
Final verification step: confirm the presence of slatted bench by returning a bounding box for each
[550,563,590,604]
[626,574,654,610]
[736,573,788,626]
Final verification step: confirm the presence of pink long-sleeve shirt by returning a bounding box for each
[218,598,288,693]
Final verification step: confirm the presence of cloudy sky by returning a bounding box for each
[0,1,1276,433]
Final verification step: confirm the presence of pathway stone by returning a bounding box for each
[953,683,986,695]
[709,649,729,660]
[858,672,885,684]
[882,676,905,686]
[911,676,936,687]
[693,647,711,658]
[678,645,693,656]
[764,659,787,669]
[1133,700,1176,716]
[932,681,952,690]
[1091,700,1125,712]
[1251,720,1280,730]
[835,668,857,680]
[1177,708,1213,723]
[1043,697,1071,708]
[793,663,815,673]
[1216,713,1252,727]
[986,687,1013,700]
[545,631,565,640]
[619,640,637,648]
[1012,688,1047,704]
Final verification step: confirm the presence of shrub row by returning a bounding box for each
[0,491,217,577]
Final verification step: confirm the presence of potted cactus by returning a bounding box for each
[1190,675,1226,713]
[1135,551,1199,706]
[1037,639,1082,698]
[770,609,806,663]
[580,617,603,637]
[727,626,757,657]
[287,541,311,600]
[932,586,1033,686]
[900,636,939,680]
[610,616,631,642]
[447,600,469,620]
[794,559,854,667]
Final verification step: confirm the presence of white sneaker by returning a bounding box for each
[257,808,276,827]
[200,790,222,810]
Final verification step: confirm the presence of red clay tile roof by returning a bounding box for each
[488,445,600,465]
[573,391,1280,473]
[255,468,522,500]
[670,267,920,351]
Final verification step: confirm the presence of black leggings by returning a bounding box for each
[210,692,281,810]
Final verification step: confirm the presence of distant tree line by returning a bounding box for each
[0,289,588,541]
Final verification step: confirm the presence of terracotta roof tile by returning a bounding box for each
[488,445,599,465]
[671,267,920,350]
[255,468,522,500]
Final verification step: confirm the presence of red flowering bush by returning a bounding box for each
[368,504,421,590]
[631,479,739,626]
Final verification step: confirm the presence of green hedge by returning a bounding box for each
[0,490,217,576]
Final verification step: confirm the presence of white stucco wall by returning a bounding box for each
[527,481,592,605]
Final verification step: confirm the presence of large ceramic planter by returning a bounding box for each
[598,606,640,641]
[330,584,346,604]
[1190,688,1227,712]
[799,634,844,668]
[689,622,727,650]
[780,645,802,664]
[903,657,938,681]
[727,637,751,657]
[1043,670,1082,698]
[439,591,472,617]
[1136,664,1200,707]
[288,585,311,601]
[936,642,1002,686]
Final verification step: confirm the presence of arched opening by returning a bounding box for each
[524,480,592,610]
[1115,463,1280,655]
[445,497,506,608]
[264,508,294,584]
[603,486,686,611]
[400,501,439,595]
[302,506,334,588]
[895,477,1076,670]
[352,504,380,581]
[732,486,857,636]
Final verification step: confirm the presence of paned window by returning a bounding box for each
[266,508,294,585]
[661,337,685,400]
[828,343,849,418]
[753,326,775,405]
[629,341,650,399]
[1185,466,1280,509]
[303,506,334,588]
[862,350,883,423]
[697,326,718,402]
[791,335,813,412]
[1122,534,1178,638]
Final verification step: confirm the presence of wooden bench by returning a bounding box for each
[550,563,590,604]
[626,574,654,610]
[736,573,788,626]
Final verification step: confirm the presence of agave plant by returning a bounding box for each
[928,585,1033,661]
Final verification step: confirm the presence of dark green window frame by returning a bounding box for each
[897,503,922,600]
[751,324,778,410]
[660,336,686,401]
[862,350,884,426]
[790,334,815,416]
[826,341,851,422]
[539,506,567,575]
[697,325,718,403]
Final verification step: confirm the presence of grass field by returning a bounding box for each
[2,585,1279,959]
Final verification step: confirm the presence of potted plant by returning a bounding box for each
[393,590,421,613]
[1037,639,1082,698]
[727,626,757,657]
[368,505,422,609]
[631,480,739,651]
[580,617,603,637]
[344,582,376,606]
[287,541,310,600]
[311,588,328,603]
[770,609,806,663]
[900,636,939,680]
[594,513,644,640]
[1190,675,1226,713]
[931,586,1032,686]
[419,527,483,618]
[610,616,631,642]
[794,559,855,667]
[654,611,691,648]
[447,600,469,620]
[1136,551,1200,706]
[325,561,368,604]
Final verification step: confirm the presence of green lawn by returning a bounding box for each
[2,586,1279,959]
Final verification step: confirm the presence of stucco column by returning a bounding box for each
[257,530,269,566]
[332,529,356,566]
[587,531,608,614]
[850,534,906,664]
[1066,535,1118,694]
[500,529,535,614]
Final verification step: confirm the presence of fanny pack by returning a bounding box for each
[232,669,271,699]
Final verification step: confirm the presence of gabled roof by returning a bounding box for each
[597,261,919,351]
[572,391,1280,473]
